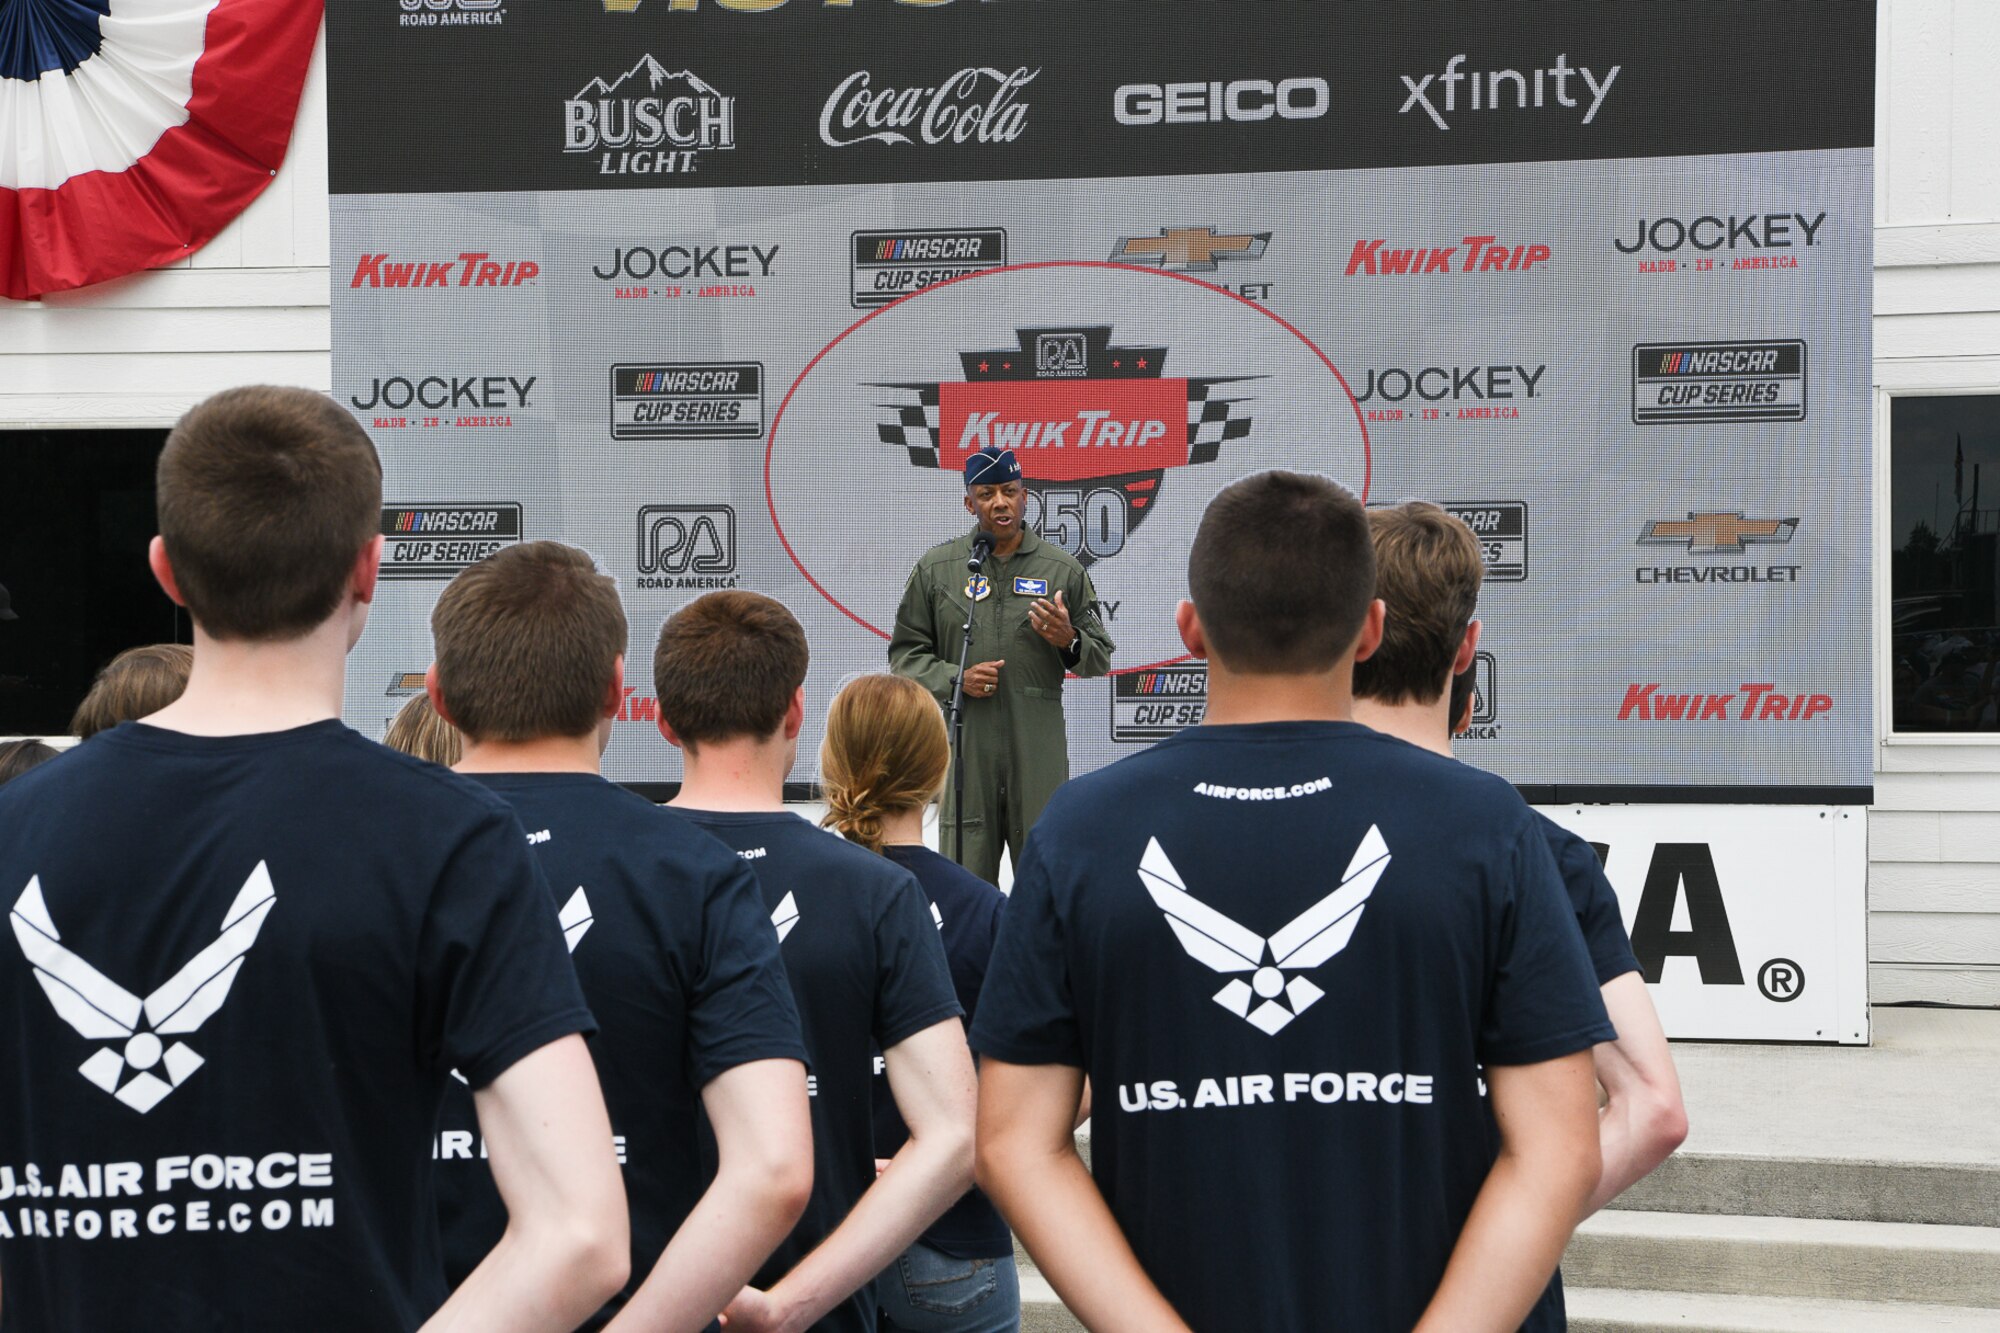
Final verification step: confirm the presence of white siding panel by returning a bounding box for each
[1876,310,2000,359]
[6,351,332,397]
[1868,810,1940,861]
[1870,862,2000,912]
[1949,2,2000,220]
[1872,771,2000,811]
[1877,742,2000,774]
[1872,912,2000,963]
[1875,263,2000,315]
[1883,0,1955,223]
[1938,812,2000,862]
[25,267,331,311]
[1872,963,2000,1005]
[0,307,329,356]
[289,41,330,270]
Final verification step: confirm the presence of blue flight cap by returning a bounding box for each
[964,446,1022,487]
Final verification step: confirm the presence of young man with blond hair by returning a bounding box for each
[426,542,814,1333]
[972,470,1612,1331]
[0,387,627,1332]
[654,590,975,1333]
[1351,500,1689,1324]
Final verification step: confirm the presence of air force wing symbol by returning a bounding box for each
[10,864,277,1113]
[1139,827,1390,1035]
[558,887,595,952]
[772,891,800,944]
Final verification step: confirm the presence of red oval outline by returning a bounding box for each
[764,260,1372,676]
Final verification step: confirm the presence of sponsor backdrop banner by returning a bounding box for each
[325,0,1874,804]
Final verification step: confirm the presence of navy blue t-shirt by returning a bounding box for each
[678,811,961,1333]
[872,842,1010,1261]
[968,721,1614,1332]
[1540,814,1641,986]
[0,722,593,1333]
[433,774,808,1331]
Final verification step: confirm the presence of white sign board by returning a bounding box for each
[1535,804,1868,1044]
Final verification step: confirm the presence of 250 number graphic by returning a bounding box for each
[1026,486,1128,563]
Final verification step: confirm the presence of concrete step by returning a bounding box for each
[1564,1210,2000,1308]
[1020,1270,1083,1333]
[1612,1150,2000,1229]
[1567,1287,2000,1332]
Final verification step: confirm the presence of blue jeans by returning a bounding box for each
[876,1239,1020,1332]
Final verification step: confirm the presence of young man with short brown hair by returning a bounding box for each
[0,387,628,1332]
[1352,502,1689,1265]
[972,471,1611,1331]
[428,543,814,1333]
[654,590,976,1333]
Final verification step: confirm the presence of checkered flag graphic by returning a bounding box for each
[1188,379,1255,465]
[877,385,942,468]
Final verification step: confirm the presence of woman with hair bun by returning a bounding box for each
[820,673,1018,1332]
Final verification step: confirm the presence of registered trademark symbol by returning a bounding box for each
[1758,957,1805,1003]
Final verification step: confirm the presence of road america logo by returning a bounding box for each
[565,55,735,176]
[1143,828,1390,1035]
[11,865,277,1113]
[875,325,1256,567]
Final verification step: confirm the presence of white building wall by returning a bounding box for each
[5,7,2000,1005]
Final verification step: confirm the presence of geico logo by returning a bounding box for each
[1615,212,1826,254]
[591,244,778,281]
[1356,365,1546,402]
[629,400,744,423]
[819,67,1036,148]
[1114,77,1329,126]
[1346,236,1550,275]
[350,253,537,289]
[1617,683,1830,721]
[958,411,1167,451]
[349,376,535,411]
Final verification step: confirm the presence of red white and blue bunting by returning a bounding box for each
[0,0,321,300]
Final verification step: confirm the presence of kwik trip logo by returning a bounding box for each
[1636,511,1801,586]
[380,503,523,579]
[350,252,536,289]
[1346,235,1550,276]
[1398,53,1619,130]
[876,325,1256,567]
[851,229,1005,309]
[819,67,1035,148]
[1618,682,1830,722]
[565,55,734,176]
[1633,341,1806,424]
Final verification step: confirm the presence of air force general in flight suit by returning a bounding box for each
[890,448,1115,884]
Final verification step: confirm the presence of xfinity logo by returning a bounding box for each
[1143,827,1390,1035]
[1399,53,1619,130]
[1114,77,1329,125]
[819,67,1035,147]
[11,865,276,1114]
[565,55,735,176]
[1616,212,1826,254]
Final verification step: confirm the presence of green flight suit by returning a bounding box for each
[889,527,1115,884]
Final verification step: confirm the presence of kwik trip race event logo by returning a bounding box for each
[327,1,1875,1039]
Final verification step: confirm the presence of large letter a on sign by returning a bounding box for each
[1629,843,1744,986]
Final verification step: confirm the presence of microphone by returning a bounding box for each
[967,531,995,572]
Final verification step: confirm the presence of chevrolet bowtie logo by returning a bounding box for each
[1637,511,1799,554]
[1110,226,1271,273]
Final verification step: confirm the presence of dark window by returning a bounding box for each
[0,429,185,736]
[1892,394,2000,732]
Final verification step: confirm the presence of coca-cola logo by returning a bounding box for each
[818,67,1036,148]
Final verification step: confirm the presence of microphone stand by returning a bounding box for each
[948,534,992,867]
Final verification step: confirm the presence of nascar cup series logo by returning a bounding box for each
[767,262,1369,673]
